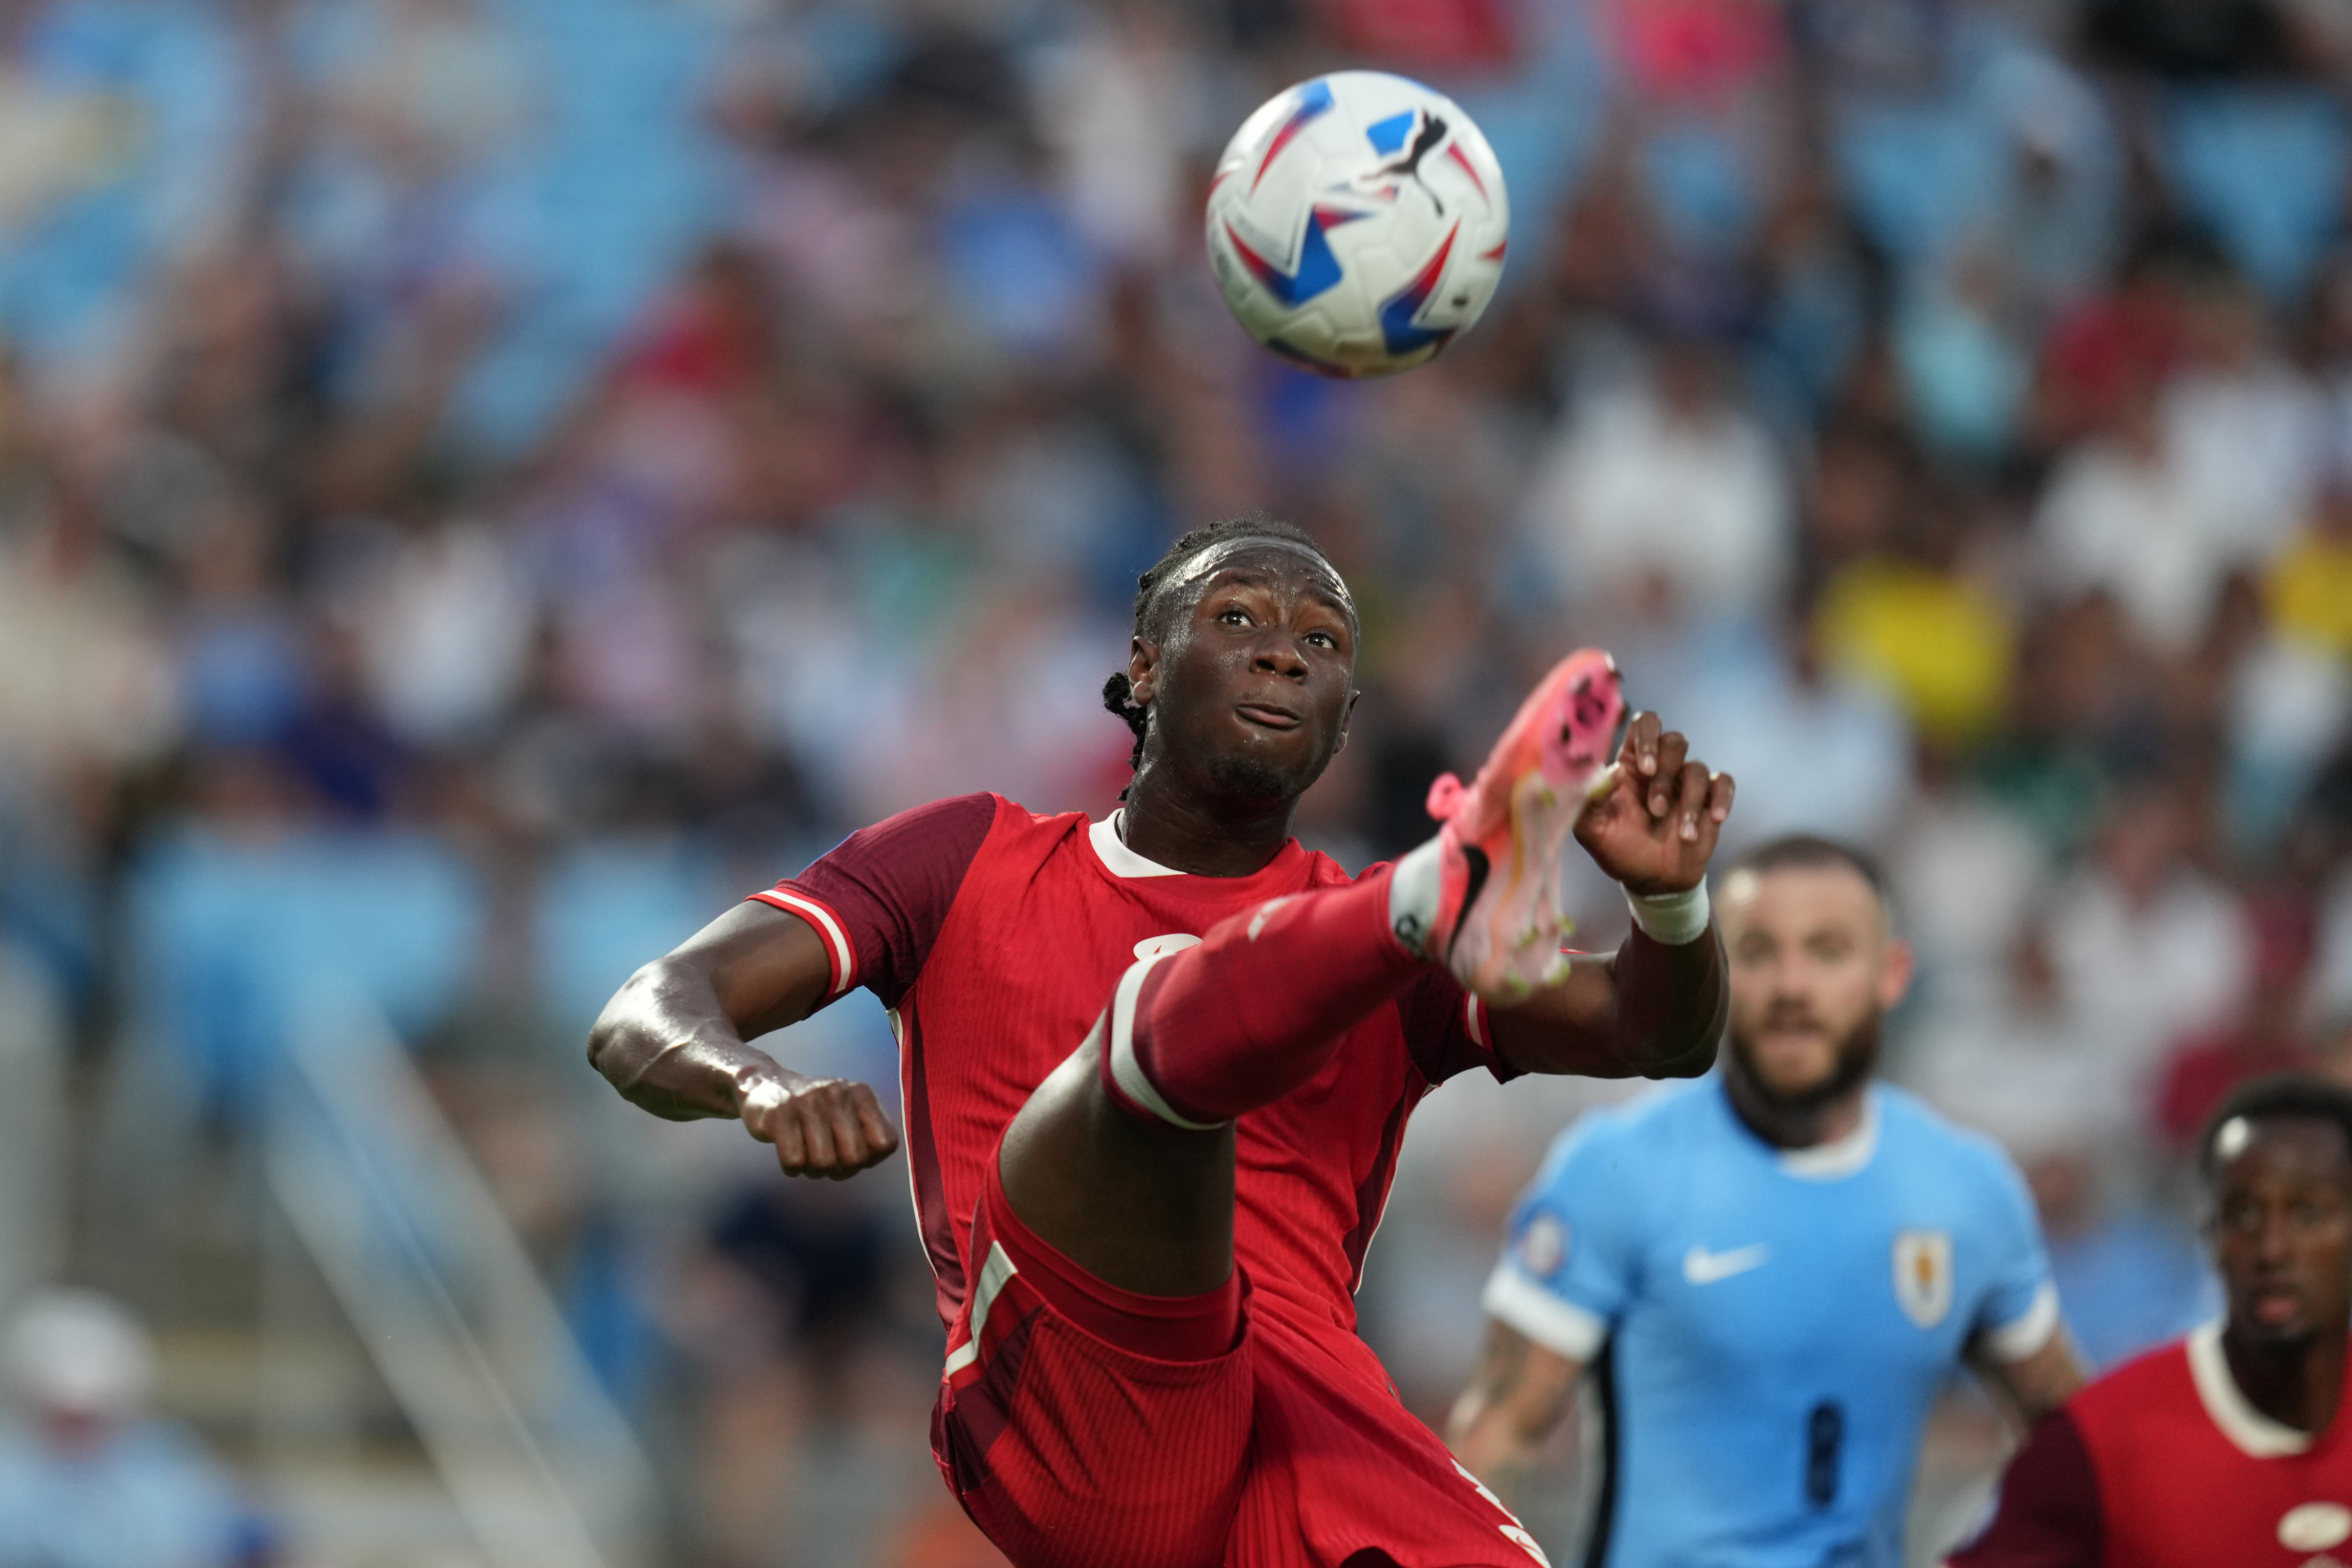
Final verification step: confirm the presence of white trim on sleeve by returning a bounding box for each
[1981,1280,2061,1364]
[749,888,857,996]
[1481,1264,1609,1362]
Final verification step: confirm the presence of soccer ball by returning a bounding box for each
[1206,72,1509,378]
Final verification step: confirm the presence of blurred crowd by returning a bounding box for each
[7,0,2352,1562]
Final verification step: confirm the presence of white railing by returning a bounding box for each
[267,990,659,1567]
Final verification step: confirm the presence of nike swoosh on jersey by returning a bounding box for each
[1681,1243,1771,1285]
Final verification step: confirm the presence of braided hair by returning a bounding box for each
[1101,514,1340,799]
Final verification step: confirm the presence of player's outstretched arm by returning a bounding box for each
[1446,1320,1584,1506]
[586,901,901,1180]
[1487,712,1732,1079]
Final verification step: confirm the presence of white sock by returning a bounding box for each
[1388,836,1444,957]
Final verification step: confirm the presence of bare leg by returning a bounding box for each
[997,1040,1238,1296]
[997,872,1420,1298]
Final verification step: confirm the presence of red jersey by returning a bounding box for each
[1952,1322,2352,1567]
[754,794,1509,1339]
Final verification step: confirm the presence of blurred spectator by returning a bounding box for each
[0,949,67,1318]
[2153,894,2320,1148]
[2316,1013,2352,1090]
[301,0,535,173]
[1984,49,2124,320]
[1906,924,2135,1171]
[1323,0,1520,70]
[1606,0,1783,107]
[0,1291,265,1568]
[0,504,182,779]
[1523,329,1791,627]
[1032,4,1210,267]
[2266,479,2352,658]
[1748,164,1872,423]
[2162,266,2329,557]
[1813,7,2118,290]
[2028,242,2188,454]
[1814,487,2015,750]
[1666,619,1913,851]
[665,1173,936,1568]
[1892,245,2032,464]
[2322,855,2352,1020]
[2043,778,2257,1111]
[348,507,535,746]
[2029,361,2273,658]
[0,0,255,372]
[1886,781,2048,1007]
[1976,593,2142,853]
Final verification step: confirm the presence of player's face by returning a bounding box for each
[2213,1116,2352,1349]
[1130,542,1358,803]
[1719,864,1911,1110]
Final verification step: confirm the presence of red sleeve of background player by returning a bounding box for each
[749,793,999,1010]
[1946,1407,2103,1568]
[1396,968,1525,1086]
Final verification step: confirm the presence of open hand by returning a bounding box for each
[1572,711,1734,896]
[739,1070,901,1180]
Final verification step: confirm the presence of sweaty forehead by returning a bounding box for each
[1176,539,1354,611]
[1720,863,1885,936]
[2222,1116,2352,1187]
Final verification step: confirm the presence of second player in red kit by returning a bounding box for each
[588,518,1735,1566]
[1951,1075,2352,1568]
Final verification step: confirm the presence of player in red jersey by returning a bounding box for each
[1949,1073,2352,1568]
[587,516,1735,1567]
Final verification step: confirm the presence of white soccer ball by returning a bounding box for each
[1205,72,1510,378]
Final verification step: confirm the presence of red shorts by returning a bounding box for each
[931,1165,1551,1568]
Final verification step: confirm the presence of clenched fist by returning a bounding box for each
[738,1069,901,1180]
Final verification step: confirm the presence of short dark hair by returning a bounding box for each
[1722,835,1893,912]
[1099,514,1343,794]
[2198,1073,2352,1185]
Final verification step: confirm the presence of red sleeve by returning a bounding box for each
[749,794,998,1010]
[1947,1407,2102,1568]
[1396,969,1525,1086]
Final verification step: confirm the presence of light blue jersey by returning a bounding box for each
[1482,1078,2057,1568]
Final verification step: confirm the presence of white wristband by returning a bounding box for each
[1626,881,1710,945]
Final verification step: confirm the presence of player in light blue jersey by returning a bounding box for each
[1449,835,2087,1568]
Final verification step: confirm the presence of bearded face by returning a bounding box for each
[1719,862,1911,1118]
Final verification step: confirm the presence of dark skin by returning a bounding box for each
[2212,1115,2352,1434]
[587,541,1732,1300]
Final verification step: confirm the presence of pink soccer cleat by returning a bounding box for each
[1420,648,1626,1001]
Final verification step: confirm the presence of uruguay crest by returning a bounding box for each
[1519,1213,1568,1279]
[1893,1230,1953,1328]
